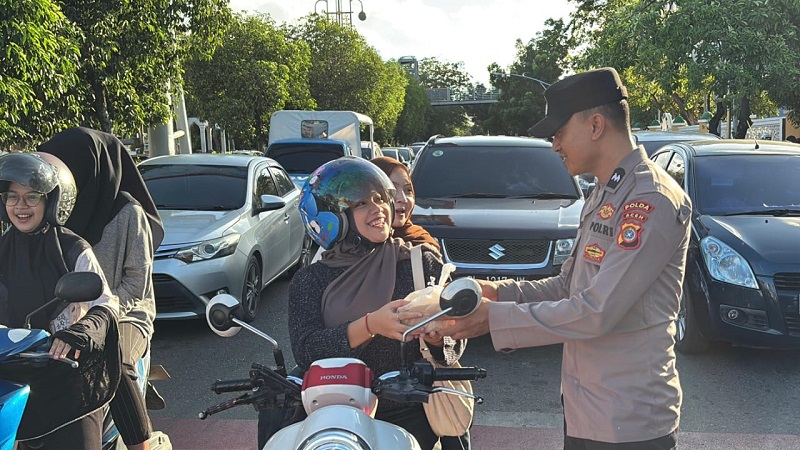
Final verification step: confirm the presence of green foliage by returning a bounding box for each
[570,0,800,127]
[184,13,314,150]
[58,0,232,135]
[416,57,472,136]
[394,73,431,144]
[483,19,570,136]
[285,16,407,144]
[0,0,81,148]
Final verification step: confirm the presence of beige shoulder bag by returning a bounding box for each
[410,245,474,437]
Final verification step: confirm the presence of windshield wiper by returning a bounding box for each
[446,193,508,198]
[509,193,580,200]
[723,208,800,217]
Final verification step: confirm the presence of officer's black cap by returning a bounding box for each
[528,67,628,138]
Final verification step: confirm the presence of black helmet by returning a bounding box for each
[299,156,395,249]
[0,152,77,226]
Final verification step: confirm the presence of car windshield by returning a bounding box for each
[397,148,412,160]
[412,145,580,199]
[140,164,248,210]
[383,149,399,159]
[694,154,800,215]
[265,143,344,174]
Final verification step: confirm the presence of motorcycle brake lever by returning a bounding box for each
[198,392,254,419]
[17,352,79,369]
[430,386,484,404]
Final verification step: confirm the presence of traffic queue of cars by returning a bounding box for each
[136,130,800,355]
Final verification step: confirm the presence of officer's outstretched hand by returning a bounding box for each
[475,280,499,301]
[437,298,492,340]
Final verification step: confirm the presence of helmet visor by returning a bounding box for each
[0,153,58,194]
[309,157,395,213]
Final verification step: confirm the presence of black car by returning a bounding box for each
[634,130,720,156]
[651,140,800,352]
[410,135,584,282]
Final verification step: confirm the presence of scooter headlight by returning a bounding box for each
[298,429,369,450]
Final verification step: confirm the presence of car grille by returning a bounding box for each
[442,239,550,265]
[785,315,800,336]
[152,273,199,314]
[774,273,800,292]
[774,273,800,335]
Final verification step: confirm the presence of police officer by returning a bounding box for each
[440,67,691,449]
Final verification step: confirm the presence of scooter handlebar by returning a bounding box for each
[433,366,487,382]
[211,378,254,394]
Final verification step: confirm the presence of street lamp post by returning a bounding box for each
[314,0,366,27]
[491,72,551,91]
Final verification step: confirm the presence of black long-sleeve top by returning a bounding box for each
[288,249,465,413]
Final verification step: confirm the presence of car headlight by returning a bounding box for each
[174,234,240,263]
[554,238,574,266]
[298,429,369,450]
[700,236,758,289]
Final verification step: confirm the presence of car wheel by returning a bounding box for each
[240,255,261,322]
[675,283,710,354]
[289,234,317,276]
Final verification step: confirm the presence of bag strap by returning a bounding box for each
[410,245,425,291]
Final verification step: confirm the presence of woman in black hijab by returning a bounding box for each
[39,127,164,450]
[0,152,120,449]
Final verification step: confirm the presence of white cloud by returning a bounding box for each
[228,0,575,85]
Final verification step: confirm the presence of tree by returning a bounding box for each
[184,13,315,150]
[483,19,570,136]
[393,73,431,144]
[417,57,472,136]
[570,0,800,133]
[0,0,81,148]
[58,0,232,136]
[285,16,407,144]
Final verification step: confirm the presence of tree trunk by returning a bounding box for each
[708,101,726,137]
[90,75,113,133]
[735,95,752,139]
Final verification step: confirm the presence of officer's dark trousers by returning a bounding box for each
[562,395,677,450]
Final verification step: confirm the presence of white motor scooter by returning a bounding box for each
[200,278,487,450]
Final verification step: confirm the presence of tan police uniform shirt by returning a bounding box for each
[488,146,692,443]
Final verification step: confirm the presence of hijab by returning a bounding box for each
[370,156,440,250]
[37,127,164,249]
[319,212,414,328]
[0,221,86,329]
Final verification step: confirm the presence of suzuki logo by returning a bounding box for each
[488,244,506,260]
[610,172,622,183]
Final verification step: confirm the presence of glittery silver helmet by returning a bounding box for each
[0,152,77,226]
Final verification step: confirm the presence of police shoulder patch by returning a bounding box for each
[583,243,606,263]
[617,221,643,250]
[622,200,655,214]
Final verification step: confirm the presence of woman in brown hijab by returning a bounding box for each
[289,157,466,450]
[370,157,439,249]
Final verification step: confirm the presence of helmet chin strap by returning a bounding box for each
[342,209,379,253]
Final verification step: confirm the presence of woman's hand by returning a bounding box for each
[373,300,422,341]
[50,337,80,360]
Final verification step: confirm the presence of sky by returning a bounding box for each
[228,0,576,86]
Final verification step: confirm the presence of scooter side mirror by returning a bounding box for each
[24,272,105,328]
[55,272,103,303]
[206,294,243,337]
[439,278,482,317]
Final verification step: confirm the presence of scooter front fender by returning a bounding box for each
[0,380,30,450]
[265,404,420,450]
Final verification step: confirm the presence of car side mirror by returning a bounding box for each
[254,194,286,214]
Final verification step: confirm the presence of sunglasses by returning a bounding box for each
[1,191,46,207]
